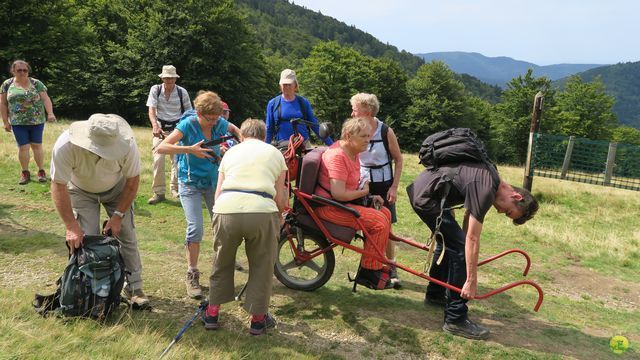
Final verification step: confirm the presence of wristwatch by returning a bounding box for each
[113,210,125,219]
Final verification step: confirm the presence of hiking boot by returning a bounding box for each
[123,288,150,309]
[202,304,220,330]
[186,270,203,299]
[147,193,165,205]
[424,293,447,307]
[389,266,402,289]
[354,267,393,290]
[249,313,277,336]
[443,319,490,340]
[19,170,30,185]
[37,169,47,182]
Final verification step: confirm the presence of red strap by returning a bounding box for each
[376,269,390,289]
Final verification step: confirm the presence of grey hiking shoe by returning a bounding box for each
[443,319,490,340]
[19,170,30,185]
[123,288,150,309]
[186,270,203,299]
[249,313,277,335]
[37,169,47,183]
[147,193,165,205]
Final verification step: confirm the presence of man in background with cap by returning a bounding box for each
[147,65,192,204]
[265,68,333,147]
[50,113,150,308]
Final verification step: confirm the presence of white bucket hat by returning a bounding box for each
[69,114,134,160]
[279,69,297,85]
[158,65,180,78]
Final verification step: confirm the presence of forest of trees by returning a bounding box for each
[2,0,638,165]
[557,61,640,129]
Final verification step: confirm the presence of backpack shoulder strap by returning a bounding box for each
[274,95,283,137]
[296,95,308,121]
[381,123,391,161]
[296,95,313,134]
[177,86,185,114]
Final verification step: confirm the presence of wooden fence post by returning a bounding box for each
[604,142,617,186]
[523,91,544,191]
[560,136,576,179]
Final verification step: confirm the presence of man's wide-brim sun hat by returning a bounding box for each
[69,114,134,160]
[158,65,180,78]
[279,69,297,85]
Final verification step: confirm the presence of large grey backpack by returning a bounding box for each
[34,235,125,320]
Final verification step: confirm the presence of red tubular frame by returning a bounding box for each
[287,189,544,312]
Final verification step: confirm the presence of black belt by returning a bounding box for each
[157,118,179,131]
[221,189,273,199]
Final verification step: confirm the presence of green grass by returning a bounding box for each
[1,121,638,359]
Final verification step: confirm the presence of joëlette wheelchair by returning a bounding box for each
[273,143,544,312]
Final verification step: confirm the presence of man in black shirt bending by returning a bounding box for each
[407,162,538,340]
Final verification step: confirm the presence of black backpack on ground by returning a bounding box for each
[33,235,126,320]
[418,128,494,170]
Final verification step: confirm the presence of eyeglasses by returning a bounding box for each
[15,69,28,73]
[198,113,219,123]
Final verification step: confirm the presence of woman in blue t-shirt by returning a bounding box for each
[264,69,333,147]
[156,91,240,299]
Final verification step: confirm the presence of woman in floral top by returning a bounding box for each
[1,60,56,184]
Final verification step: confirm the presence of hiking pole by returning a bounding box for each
[235,282,248,301]
[159,300,208,359]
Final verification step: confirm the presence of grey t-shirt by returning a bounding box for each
[407,162,500,223]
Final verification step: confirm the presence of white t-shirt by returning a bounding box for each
[359,118,393,183]
[50,130,141,193]
[214,139,287,214]
[145,84,192,122]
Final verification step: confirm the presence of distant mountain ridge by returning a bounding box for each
[556,61,640,128]
[416,51,606,87]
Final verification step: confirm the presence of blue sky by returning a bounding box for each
[292,0,639,66]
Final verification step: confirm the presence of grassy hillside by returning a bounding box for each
[235,0,425,74]
[0,121,638,359]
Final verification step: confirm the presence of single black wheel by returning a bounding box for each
[274,227,335,291]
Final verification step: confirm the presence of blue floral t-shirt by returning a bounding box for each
[175,110,229,189]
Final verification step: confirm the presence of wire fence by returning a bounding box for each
[531,133,640,191]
